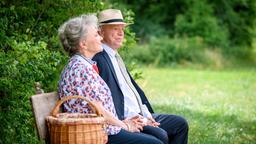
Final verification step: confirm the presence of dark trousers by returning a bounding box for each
[108,114,188,144]
[153,114,189,144]
[108,129,165,144]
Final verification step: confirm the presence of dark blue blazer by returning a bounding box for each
[93,50,154,120]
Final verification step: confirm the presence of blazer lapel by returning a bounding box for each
[102,50,120,87]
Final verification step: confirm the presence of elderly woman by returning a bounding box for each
[57,14,134,136]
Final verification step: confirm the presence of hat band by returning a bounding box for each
[100,19,124,24]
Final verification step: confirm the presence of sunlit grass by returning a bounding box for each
[136,67,256,144]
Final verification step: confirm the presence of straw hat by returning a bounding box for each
[98,9,127,26]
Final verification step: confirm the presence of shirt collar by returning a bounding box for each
[74,54,96,65]
[102,44,117,58]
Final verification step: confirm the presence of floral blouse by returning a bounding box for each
[58,54,121,135]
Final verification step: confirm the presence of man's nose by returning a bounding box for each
[118,30,124,36]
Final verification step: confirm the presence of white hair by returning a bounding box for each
[58,14,98,56]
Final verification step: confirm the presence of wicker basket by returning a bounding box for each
[46,96,107,144]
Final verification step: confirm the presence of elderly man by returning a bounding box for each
[93,9,189,144]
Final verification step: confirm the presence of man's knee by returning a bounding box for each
[156,128,169,144]
[142,126,168,144]
[178,116,189,132]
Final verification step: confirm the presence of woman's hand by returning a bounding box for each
[123,119,141,132]
[122,115,146,132]
[93,101,139,132]
[129,115,146,128]
[122,115,161,132]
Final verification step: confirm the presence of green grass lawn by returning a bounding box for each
[136,67,256,144]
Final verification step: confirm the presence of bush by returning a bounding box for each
[0,40,66,143]
[130,36,212,67]
[115,0,256,48]
[0,1,138,143]
[209,0,256,47]
[174,0,229,48]
[129,44,154,65]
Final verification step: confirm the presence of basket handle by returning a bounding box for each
[51,96,102,117]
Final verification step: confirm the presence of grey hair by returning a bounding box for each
[58,14,98,56]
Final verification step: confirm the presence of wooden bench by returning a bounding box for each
[30,92,58,142]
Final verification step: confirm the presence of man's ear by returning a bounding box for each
[98,30,103,37]
[98,26,105,36]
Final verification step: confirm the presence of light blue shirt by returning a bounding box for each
[103,44,151,118]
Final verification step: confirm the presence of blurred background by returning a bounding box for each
[117,0,256,69]
[0,0,255,143]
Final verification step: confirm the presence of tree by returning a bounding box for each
[0,0,136,143]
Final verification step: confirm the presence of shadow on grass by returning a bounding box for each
[153,104,256,144]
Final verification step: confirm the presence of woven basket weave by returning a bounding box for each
[46,96,107,144]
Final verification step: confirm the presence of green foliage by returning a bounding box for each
[174,0,229,47]
[121,9,137,53]
[130,36,256,68]
[111,0,256,67]
[112,0,256,52]
[0,40,65,143]
[0,0,105,49]
[0,0,136,143]
[113,0,187,42]
[209,0,256,46]
[151,37,207,66]
[130,36,213,67]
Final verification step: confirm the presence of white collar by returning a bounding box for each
[102,44,117,58]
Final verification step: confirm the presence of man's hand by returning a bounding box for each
[130,115,160,127]
[122,115,161,132]
[146,117,160,127]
